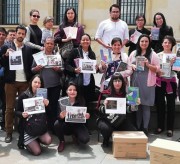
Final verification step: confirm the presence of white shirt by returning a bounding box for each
[95,19,129,52]
[82,50,91,86]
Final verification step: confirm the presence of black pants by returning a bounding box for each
[97,118,136,142]
[155,81,177,131]
[54,120,90,144]
[46,85,61,131]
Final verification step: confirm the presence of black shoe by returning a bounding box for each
[5,133,12,143]
[102,139,109,147]
[176,138,180,142]
[154,128,164,134]
[143,128,149,136]
[167,130,173,137]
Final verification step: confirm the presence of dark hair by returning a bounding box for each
[136,34,152,60]
[15,24,27,34]
[135,14,146,25]
[29,74,44,94]
[153,12,167,29]
[163,35,176,50]
[109,4,120,12]
[111,37,122,46]
[108,73,126,97]
[0,27,7,35]
[29,9,39,16]
[66,82,85,105]
[7,29,16,34]
[80,33,92,52]
[63,7,77,26]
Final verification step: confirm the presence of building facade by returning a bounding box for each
[0,0,180,57]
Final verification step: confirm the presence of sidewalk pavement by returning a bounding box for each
[0,129,180,164]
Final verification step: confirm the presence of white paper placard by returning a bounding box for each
[65,106,87,123]
[105,97,126,114]
[79,59,96,73]
[9,51,24,70]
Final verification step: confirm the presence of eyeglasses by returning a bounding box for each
[32,15,40,18]
[113,79,122,83]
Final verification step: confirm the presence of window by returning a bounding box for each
[53,0,78,25]
[0,0,20,25]
[118,0,146,25]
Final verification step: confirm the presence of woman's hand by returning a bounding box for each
[85,113,90,119]
[100,60,107,70]
[170,57,176,66]
[131,64,136,71]
[60,110,66,119]
[43,99,49,106]
[74,67,81,74]
[22,112,29,118]
[144,58,150,67]
[103,99,108,106]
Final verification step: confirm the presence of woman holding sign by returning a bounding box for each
[155,35,177,137]
[15,74,51,155]
[96,73,137,147]
[54,82,90,152]
[151,12,174,53]
[128,34,160,135]
[99,37,131,91]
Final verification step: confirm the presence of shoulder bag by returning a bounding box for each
[25,113,47,136]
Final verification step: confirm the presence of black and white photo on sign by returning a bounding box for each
[105,97,126,114]
[58,96,69,111]
[36,88,47,99]
[65,106,87,123]
[46,55,62,67]
[79,59,96,73]
[33,51,47,66]
[9,51,24,70]
[23,97,45,114]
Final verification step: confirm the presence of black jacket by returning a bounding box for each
[1,42,34,83]
[151,25,173,53]
[126,27,150,55]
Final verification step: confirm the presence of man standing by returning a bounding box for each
[0,27,7,130]
[2,25,33,143]
[32,37,62,133]
[95,4,129,52]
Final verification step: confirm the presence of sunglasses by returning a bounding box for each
[32,15,40,18]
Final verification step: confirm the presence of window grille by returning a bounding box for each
[0,0,20,25]
[118,0,146,25]
[53,0,78,25]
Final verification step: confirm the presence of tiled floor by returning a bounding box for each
[0,129,180,164]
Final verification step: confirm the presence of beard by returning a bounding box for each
[16,37,23,42]
[111,16,119,21]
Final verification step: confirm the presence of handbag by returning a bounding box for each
[98,104,126,128]
[25,113,47,136]
[59,41,74,59]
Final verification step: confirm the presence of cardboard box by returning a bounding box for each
[112,131,148,158]
[149,138,180,164]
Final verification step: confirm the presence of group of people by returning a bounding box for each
[0,3,179,156]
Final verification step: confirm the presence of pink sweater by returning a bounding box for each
[128,50,160,87]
